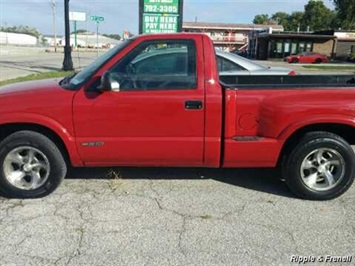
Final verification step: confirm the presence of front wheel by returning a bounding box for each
[283,132,355,200]
[0,131,67,198]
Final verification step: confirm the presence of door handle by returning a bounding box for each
[185,100,203,110]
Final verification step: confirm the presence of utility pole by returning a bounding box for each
[96,22,99,58]
[51,0,57,52]
[62,0,73,71]
[86,10,90,47]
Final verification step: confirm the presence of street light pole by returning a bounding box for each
[62,0,73,71]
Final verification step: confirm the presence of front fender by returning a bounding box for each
[0,112,83,166]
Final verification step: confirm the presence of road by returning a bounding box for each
[0,46,101,81]
[1,45,354,81]
[0,46,355,266]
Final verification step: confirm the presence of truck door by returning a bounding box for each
[73,37,206,166]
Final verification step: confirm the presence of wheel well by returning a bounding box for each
[0,123,71,165]
[278,123,355,166]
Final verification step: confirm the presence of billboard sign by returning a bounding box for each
[69,11,87,22]
[139,0,183,34]
[143,14,178,33]
[143,0,179,14]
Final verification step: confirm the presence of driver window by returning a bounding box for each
[109,40,197,90]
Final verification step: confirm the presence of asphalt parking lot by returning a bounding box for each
[0,46,103,81]
[0,46,355,265]
[1,167,354,266]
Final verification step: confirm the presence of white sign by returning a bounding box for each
[69,12,87,22]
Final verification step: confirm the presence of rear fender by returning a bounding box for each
[278,115,355,140]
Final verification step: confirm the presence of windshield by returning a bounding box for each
[62,39,133,89]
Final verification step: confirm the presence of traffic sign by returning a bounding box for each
[90,15,104,22]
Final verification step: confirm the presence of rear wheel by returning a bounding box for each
[283,132,355,200]
[0,131,67,198]
[315,58,322,64]
[291,58,299,63]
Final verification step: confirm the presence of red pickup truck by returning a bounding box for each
[0,33,354,200]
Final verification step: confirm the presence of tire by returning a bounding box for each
[283,132,355,200]
[315,58,322,64]
[292,58,299,63]
[0,131,67,198]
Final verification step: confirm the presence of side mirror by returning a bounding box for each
[98,72,120,92]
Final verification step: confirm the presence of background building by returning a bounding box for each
[248,30,355,60]
[322,30,355,60]
[182,22,284,52]
[0,32,38,45]
[248,31,337,60]
[44,32,121,48]
[59,33,121,48]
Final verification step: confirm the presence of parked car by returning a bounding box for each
[217,50,296,76]
[284,52,329,64]
[0,33,354,200]
[231,50,248,58]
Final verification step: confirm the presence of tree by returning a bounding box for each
[103,34,121,40]
[253,14,270,25]
[0,25,41,38]
[288,12,306,31]
[333,0,355,29]
[271,12,290,30]
[71,29,88,34]
[253,11,305,31]
[41,36,48,45]
[251,0,355,31]
[303,0,335,31]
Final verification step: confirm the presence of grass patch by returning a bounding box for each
[76,227,85,234]
[200,214,212,220]
[107,169,123,191]
[107,169,122,180]
[0,70,75,87]
[302,65,355,71]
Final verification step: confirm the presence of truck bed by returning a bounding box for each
[220,75,355,89]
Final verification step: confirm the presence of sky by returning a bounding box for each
[0,0,335,36]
